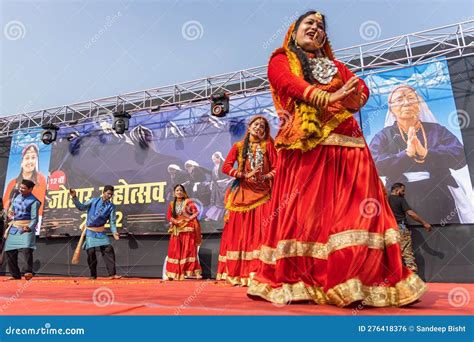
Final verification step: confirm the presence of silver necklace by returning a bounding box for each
[308,57,337,84]
[175,199,185,215]
[248,144,264,171]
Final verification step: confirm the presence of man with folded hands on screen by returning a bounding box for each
[388,182,432,273]
[70,185,122,280]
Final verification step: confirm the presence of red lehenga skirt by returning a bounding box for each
[247,144,427,306]
[217,202,271,286]
[166,231,202,280]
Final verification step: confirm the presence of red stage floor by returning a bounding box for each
[0,277,472,315]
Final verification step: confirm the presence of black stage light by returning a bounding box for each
[113,111,131,134]
[41,124,60,145]
[210,92,229,117]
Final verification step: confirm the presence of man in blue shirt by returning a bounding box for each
[4,179,40,280]
[70,185,121,279]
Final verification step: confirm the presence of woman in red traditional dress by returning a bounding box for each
[247,11,427,306]
[216,116,277,286]
[165,184,202,280]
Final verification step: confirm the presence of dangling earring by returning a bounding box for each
[292,33,301,49]
[313,33,327,50]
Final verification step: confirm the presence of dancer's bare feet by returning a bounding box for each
[24,273,33,281]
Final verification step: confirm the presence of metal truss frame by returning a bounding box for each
[0,20,472,138]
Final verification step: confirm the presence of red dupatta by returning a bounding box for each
[269,21,369,152]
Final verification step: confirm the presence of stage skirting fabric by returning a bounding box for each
[0,226,472,283]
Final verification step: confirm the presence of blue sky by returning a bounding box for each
[1,0,472,117]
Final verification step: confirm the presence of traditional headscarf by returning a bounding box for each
[270,11,353,152]
[385,85,438,127]
[212,151,225,162]
[130,125,153,149]
[185,160,199,168]
[168,164,182,172]
[285,11,335,62]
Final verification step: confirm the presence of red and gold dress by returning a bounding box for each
[166,199,202,280]
[247,24,427,306]
[216,138,277,286]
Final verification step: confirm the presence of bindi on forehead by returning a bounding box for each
[304,15,323,24]
[392,90,417,101]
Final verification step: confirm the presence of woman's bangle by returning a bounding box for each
[310,89,330,109]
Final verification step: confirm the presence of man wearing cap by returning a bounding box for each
[4,179,40,280]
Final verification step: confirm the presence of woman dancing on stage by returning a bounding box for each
[217,116,277,286]
[166,184,202,280]
[247,11,427,306]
